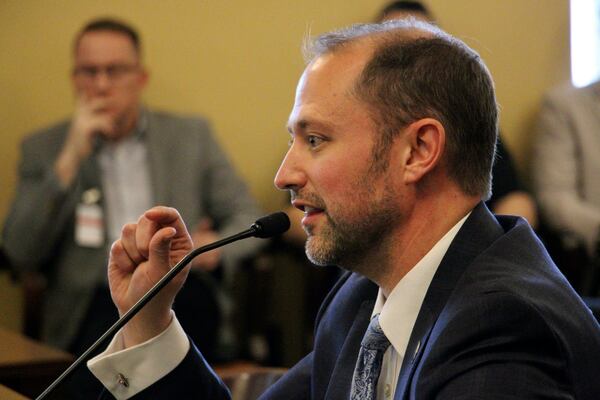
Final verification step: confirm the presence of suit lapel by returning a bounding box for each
[394,306,434,400]
[395,203,504,400]
[145,112,171,205]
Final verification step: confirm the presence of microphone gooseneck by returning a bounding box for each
[35,212,290,400]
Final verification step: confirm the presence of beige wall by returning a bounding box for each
[0,1,569,330]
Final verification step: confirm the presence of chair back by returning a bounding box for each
[220,367,286,400]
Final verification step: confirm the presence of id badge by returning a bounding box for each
[75,188,104,248]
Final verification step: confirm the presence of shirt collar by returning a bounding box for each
[373,211,470,359]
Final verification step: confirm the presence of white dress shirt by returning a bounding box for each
[374,213,468,400]
[98,113,152,246]
[88,213,469,399]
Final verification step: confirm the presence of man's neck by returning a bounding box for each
[369,191,479,295]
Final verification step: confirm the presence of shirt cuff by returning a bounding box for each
[87,311,190,400]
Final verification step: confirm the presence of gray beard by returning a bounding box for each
[305,190,400,274]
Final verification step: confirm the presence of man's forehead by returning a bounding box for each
[296,46,370,96]
[75,30,138,61]
[286,54,372,135]
[309,40,373,72]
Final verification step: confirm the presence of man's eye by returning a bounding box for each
[307,136,324,148]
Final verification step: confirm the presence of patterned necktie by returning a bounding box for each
[350,314,391,400]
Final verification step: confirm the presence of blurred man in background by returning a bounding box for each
[2,17,262,398]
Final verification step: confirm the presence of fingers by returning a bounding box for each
[121,223,145,264]
[111,206,192,276]
[73,96,114,135]
[144,206,188,232]
[136,206,191,259]
[110,239,137,275]
[85,97,110,112]
[148,226,177,275]
[65,97,114,160]
[110,223,145,274]
[76,93,109,111]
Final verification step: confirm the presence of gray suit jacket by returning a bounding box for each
[2,109,262,349]
[533,82,600,256]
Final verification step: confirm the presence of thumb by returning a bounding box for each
[148,227,177,274]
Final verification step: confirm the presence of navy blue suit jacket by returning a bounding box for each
[107,204,600,399]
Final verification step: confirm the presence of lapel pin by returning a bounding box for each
[413,340,421,360]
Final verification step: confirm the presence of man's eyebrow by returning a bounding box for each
[286,119,308,134]
[287,119,331,134]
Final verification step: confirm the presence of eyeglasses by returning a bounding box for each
[73,64,139,82]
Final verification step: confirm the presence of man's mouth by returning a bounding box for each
[291,194,326,228]
[302,205,324,215]
[294,204,325,229]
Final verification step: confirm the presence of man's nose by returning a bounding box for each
[274,146,306,191]
[93,71,112,91]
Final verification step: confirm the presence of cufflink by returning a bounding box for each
[117,373,129,388]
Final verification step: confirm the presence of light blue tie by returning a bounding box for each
[350,314,391,400]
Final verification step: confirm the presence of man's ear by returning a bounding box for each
[402,118,445,184]
[137,66,149,88]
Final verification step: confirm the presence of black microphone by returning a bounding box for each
[35,212,290,400]
[251,211,291,238]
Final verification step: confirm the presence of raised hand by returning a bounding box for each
[54,96,114,186]
[108,206,193,348]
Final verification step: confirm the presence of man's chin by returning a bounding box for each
[305,236,336,267]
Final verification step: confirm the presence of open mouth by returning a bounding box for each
[302,205,324,215]
[296,204,325,227]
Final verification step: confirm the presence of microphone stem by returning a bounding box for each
[35,227,256,400]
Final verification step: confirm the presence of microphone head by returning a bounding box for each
[251,212,291,238]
